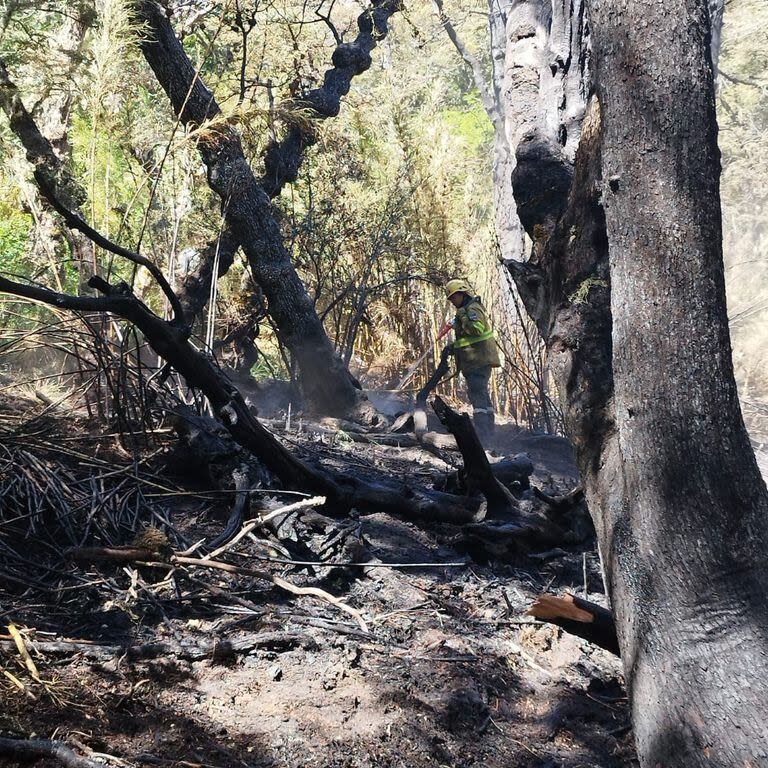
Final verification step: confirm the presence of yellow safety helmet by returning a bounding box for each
[445,278,474,299]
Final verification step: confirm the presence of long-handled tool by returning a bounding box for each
[394,322,453,393]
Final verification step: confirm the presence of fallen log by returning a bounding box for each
[457,517,567,561]
[526,593,619,655]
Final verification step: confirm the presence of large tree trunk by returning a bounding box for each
[487,0,525,262]
[506,0,768,764]
[588,1,768,763]
[136,1,363,416]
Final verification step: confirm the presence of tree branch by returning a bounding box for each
[33,171,186,326]
[260,0,403,196]
[148,1,402,329]
[0,738,102,768]
[0,57,186,327]
[432,0,500,129]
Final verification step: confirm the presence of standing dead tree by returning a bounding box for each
[506,0,768,764]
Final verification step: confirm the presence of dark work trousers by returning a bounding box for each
[463,366,494,414]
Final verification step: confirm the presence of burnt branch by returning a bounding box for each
[0,738,102,768]
[0,58,186,326]
[34,171,186,325]
[432,395,517,514]
[260,0,403,196]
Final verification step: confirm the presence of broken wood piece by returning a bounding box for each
[489,455,535,491]
[389,411,413,433]
[0,737,102,768]
[526,593,619,655]
[202,465,251,553]
[432,396,517,513]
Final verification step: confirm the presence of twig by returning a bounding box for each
[166,555,367,632]
[7,623,41,681]
[271,575,368,633]
[248,554,468,569]
[206,495,325,559]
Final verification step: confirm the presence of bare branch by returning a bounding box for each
[33,171,187,326]
[432,0,500,128]
[0,56,186,327]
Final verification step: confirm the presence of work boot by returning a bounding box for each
[473,409,495,443]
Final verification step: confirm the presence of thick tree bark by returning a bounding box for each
[136,1,363,415]
[588,1,768,763]
[506,1,768,765]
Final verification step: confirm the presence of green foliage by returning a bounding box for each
[0,207,32,277]
[440,94,495,156]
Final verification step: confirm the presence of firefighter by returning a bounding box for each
[441,278,501,438]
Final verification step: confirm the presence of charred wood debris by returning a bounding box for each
[0,365,603,670]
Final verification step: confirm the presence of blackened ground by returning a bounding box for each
[0,391,635,768]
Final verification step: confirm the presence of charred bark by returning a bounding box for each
[505,1,768,763]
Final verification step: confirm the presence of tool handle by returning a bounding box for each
[437,322,453,340]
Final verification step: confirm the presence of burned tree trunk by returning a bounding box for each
[505,0,768,764]
[137,1,401,416]
[588,0,768,762]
